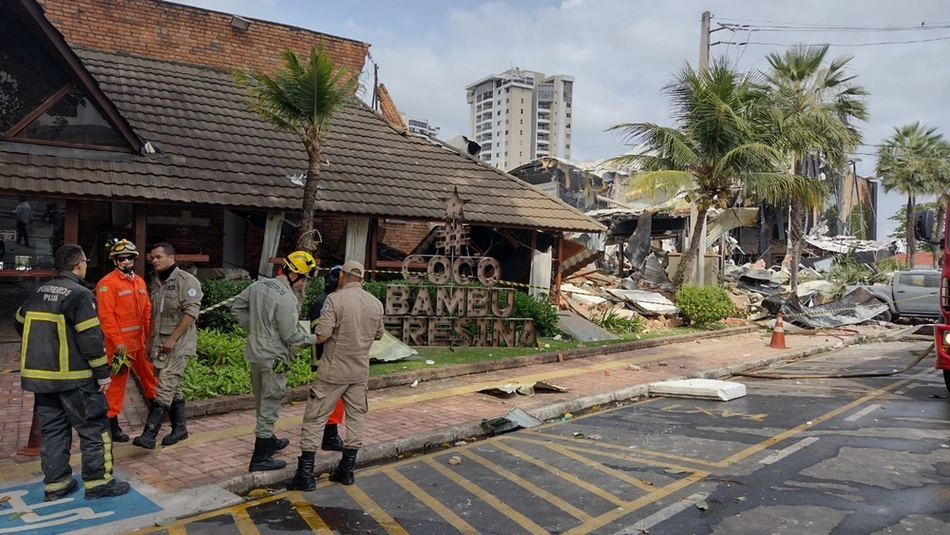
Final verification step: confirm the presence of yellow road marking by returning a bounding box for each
[384,467,481,534]
[166,527,187,535]
[507,435,703,478]
[287,491,333,534]
[423,456,549,535]
[232,507,262,535]
[503,436,657,492]
[491,439,627,506]
[343,484,409,535]
[517,430,721,468]
[563,470,710,535]
[460,449,594,521]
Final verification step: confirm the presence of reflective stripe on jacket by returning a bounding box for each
[97,269,151,354]
[14,271,110,393]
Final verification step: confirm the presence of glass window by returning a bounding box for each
[898,274,926,287]
[0,3,72,133]
[0,3,129,150]
[16,88,127,147]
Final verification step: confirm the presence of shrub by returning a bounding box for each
[183,328,312,401]
[675,284,735,326]
[513,291,561,336]
[198,276,331,332]
[592,309,645,334]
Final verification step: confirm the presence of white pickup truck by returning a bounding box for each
[864,270,940,322]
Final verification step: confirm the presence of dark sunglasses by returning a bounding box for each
[115,256,136,262]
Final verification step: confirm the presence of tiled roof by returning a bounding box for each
[0,48,604,233]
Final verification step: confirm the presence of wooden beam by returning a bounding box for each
[64,199,79,245]
[368,218,379,281]
[554,235,564,307]
[134,203,147,276]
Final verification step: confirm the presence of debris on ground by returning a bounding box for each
[649,379,747,401]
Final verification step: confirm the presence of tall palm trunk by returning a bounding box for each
[787,156,806,295]
[787,198,806,294]
[298,132,322,253]
[905,194,916,269]
[673,206,709,287]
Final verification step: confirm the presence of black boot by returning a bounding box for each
[84,478,131,500]
[328,447,358,485]
[321,424,344,452]
[270,435,290,453]
[286,455,316,491]
[161,398,188,446]
[132,403,168,449]
[109,417,129,443]
[249,436,287,472]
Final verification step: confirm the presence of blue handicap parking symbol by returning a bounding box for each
[0,479,161,534]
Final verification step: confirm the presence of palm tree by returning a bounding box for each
[607,59,818,287]
[876,123,949,268]
[234,47,359,252]
[764,44,869,294]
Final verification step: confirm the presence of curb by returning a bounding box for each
[185,325,759,419]
[219,325,908,496]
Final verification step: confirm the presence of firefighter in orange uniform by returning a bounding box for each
[97,239,157,442]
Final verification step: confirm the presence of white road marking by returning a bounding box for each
[610,493,709,535]
[759,436,820,465]
[844,403,882,422]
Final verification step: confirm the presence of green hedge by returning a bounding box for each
[182,328,312,401]
[198,277,561,337]
[675,284,736,326]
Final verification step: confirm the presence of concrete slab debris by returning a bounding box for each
[556,311,620,341]
[481,407,544,434]
[369,330,419,363]
[477,381,569,397]
[648,379,747,401]
[606,288,679,316]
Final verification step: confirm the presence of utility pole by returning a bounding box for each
[699,11,711,72]
[691,10,712,284]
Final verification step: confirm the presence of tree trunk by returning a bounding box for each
[298,138,322,253]
[673,205,709,288]
[905,194,916,269]
[787,198,806,295]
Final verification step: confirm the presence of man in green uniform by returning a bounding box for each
[15,244,131,500]
[232,251,317,472]
[288,260,384,491]
[133,242,203,449]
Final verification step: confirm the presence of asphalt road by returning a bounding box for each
[137,339,950,535]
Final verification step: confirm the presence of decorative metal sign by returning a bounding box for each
[384,188,536,347]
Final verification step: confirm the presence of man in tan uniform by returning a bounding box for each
[287,260,384,491]
[133,242,203,449]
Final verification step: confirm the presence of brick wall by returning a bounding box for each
[38,0,370,75]
[376,84,406,129]
[379,220,432,256]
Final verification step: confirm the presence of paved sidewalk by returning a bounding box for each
[0,323,911,533]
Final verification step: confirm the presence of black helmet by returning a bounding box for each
[325,265,342,292]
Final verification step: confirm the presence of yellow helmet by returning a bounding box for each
[283,251,317,278]
[108,239,139,259]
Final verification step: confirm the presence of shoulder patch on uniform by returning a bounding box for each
[321,303,330,312]
[187,288,197,297]
[99,286,108,292]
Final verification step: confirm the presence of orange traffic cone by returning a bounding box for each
[18,409,42,456]
[768,312,788,349]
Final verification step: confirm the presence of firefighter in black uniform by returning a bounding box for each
[14,244,131,501]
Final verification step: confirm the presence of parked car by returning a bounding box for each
[864,270,940,322]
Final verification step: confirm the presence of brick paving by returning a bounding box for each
[0,324,902,493]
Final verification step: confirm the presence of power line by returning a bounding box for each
[715,18,950,32]
[715,34,950,48]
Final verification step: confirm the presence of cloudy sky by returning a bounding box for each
[176,0,950,239]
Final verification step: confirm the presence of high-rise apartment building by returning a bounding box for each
[465,69,573,171]
[400,114,441,139]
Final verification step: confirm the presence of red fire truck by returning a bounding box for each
[916,210,950,394]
